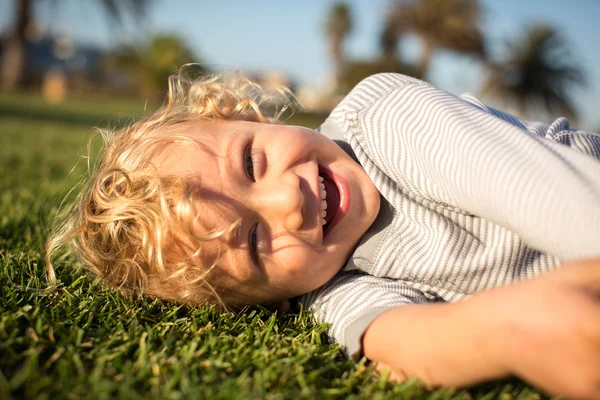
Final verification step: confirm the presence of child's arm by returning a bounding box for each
[363,258,600,398]
[346,74,600,261]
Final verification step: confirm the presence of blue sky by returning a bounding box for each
[1,0,599,129]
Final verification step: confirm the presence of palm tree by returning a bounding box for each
[483,24,586,121]
[379,24,398,60]
[384,0,485,78]
[1,0,32,90]
[325,2,352,89]
[1,0,150,90]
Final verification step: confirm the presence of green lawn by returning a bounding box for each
[0,94,546,399]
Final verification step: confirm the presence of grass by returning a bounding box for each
[0,93,547,399]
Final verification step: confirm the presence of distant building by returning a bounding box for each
[233,70,297,94]
[0,31,139,100]
[0,33,103,83]
[296,74,343,113]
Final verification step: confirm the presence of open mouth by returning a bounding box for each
[318,168,340,234]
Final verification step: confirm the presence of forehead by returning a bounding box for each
[158,124,223,176]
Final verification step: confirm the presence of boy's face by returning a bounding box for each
[161,120,380,305]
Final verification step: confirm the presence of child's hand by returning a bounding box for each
[364,259,600,399]
[473,258,600,399]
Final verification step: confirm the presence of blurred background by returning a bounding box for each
[0,0,599,129]
[0,4,598,397]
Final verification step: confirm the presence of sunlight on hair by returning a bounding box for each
[46,64,300,310]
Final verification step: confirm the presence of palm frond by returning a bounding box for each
[483,24,586,121]
[386,0,485,76]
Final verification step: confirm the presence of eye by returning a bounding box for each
[243,142,255,182]
[248,222,261,266]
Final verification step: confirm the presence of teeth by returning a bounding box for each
[319,175,327,226]
[320,199,327,225]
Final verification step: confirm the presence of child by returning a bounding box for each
[47,68,600,398]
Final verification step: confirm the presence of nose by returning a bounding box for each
[254,172,304,232]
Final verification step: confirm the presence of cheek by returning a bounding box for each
[283,129,322,150]
[271,244,337,287]
[271,242,317,271]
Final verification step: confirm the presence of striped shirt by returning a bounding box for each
[298,73,600,358]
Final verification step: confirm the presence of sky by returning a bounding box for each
[1,0,599,129]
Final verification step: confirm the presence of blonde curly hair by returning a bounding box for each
[46,65,298,309]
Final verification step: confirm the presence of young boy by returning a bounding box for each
[47,71,600,398]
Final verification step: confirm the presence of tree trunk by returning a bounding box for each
[516,96,527,120]
[380,25,398,60]
[330,36,346,93]
[1,0,33,90]
[418,39,435,80]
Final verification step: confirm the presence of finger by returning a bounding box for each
[374,362,408,383]
[550,258,600,292]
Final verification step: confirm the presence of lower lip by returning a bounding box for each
[320,166,350,237]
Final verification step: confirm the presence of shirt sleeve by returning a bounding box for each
[298,271,429,359]
[340,73,600,262]
[460,92,600,159]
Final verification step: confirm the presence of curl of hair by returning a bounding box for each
[45,64,299,309]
